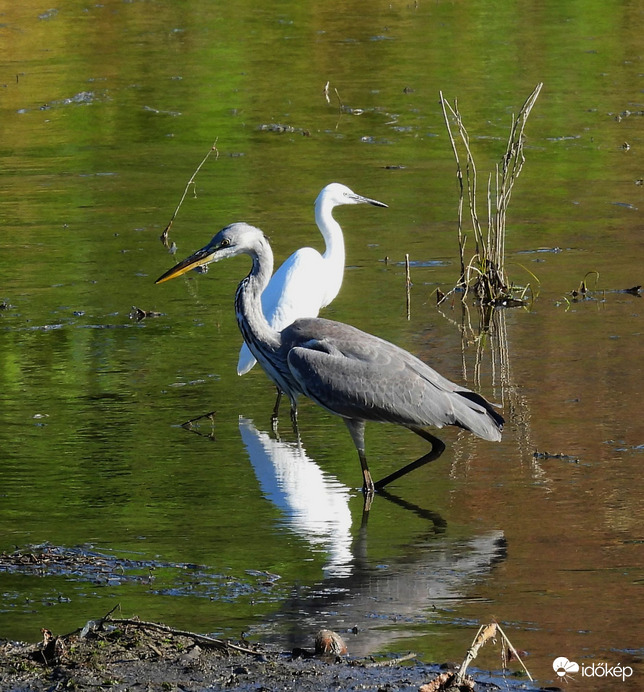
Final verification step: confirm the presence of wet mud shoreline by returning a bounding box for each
[0,615,540,692]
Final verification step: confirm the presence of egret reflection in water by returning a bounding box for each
[238,419,506,655]
[238,417,353,578]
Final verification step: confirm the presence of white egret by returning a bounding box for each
[236,183,387,414]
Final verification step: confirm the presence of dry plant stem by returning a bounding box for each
[493,83,543,270]
[453,622,533,687]
[440,84,542,305]
[106,617,260,656]
[495,622,533,681]
[453,622,497,686]
[439,93,466,285]
[323,81,330,103]
[160,140,219,248]
[405,253,411,320]
[440,96,484,265]
[362,652,417,668]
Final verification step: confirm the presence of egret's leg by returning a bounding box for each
[374,427,445,490]
[271,388,283,420]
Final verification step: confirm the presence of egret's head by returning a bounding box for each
[316,182,388,209]
[156,222,265,284]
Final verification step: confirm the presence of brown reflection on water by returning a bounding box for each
[432,297,643,689]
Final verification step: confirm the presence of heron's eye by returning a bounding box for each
[220,238,230,248]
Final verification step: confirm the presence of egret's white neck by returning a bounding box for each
[315,200,346,306]
[315,201,346,266]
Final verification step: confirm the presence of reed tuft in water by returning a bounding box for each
[439,84,543,308]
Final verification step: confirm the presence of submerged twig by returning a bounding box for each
[181,411,216,438]
[160,140,219,249]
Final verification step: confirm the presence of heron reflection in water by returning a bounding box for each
[157,223,503,499]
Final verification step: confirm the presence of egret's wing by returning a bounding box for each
[262,248,327,329]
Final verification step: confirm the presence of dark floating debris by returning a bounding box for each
[533,451,580,463]
[129,306,162,321]
[0,544,158,585]
[0,544,285,604]
[181,411,216,440]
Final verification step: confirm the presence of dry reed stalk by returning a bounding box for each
[439,84,542,307]
[405,253,411,320]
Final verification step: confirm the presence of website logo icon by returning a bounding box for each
[553,657,580,678]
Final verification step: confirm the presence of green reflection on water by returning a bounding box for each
[1,0,642,683]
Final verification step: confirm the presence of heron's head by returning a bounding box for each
[156,222,265,284]
[316,182,388,210]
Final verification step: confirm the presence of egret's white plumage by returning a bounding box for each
[236,183,387,376]
[156,223,504,498]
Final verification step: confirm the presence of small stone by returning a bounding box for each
[314,629,347,656]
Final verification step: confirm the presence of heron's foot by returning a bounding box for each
[361,469,376,511]
[270,412,280,438]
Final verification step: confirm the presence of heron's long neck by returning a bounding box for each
[315,203,345,267]
[235,237,281,353]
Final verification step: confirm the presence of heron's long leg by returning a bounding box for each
[374,427,445,490]
[344,419,375,495]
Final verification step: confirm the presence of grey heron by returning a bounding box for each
[156,222,504,497]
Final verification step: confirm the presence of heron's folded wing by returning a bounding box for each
[286,334,455,428]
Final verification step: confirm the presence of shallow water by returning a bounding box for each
[1,1,642,689]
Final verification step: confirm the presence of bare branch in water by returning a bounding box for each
[160,140,220,249]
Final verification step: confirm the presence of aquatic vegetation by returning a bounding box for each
[439,84,543,308]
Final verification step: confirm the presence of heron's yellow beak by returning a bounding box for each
[155,245,215,284]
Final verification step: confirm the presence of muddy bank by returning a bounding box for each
[0,614,543,692]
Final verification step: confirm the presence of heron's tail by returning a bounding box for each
[452,390,504,441]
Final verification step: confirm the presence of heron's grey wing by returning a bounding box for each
[283,321,452,427]
[284,318,503,440]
